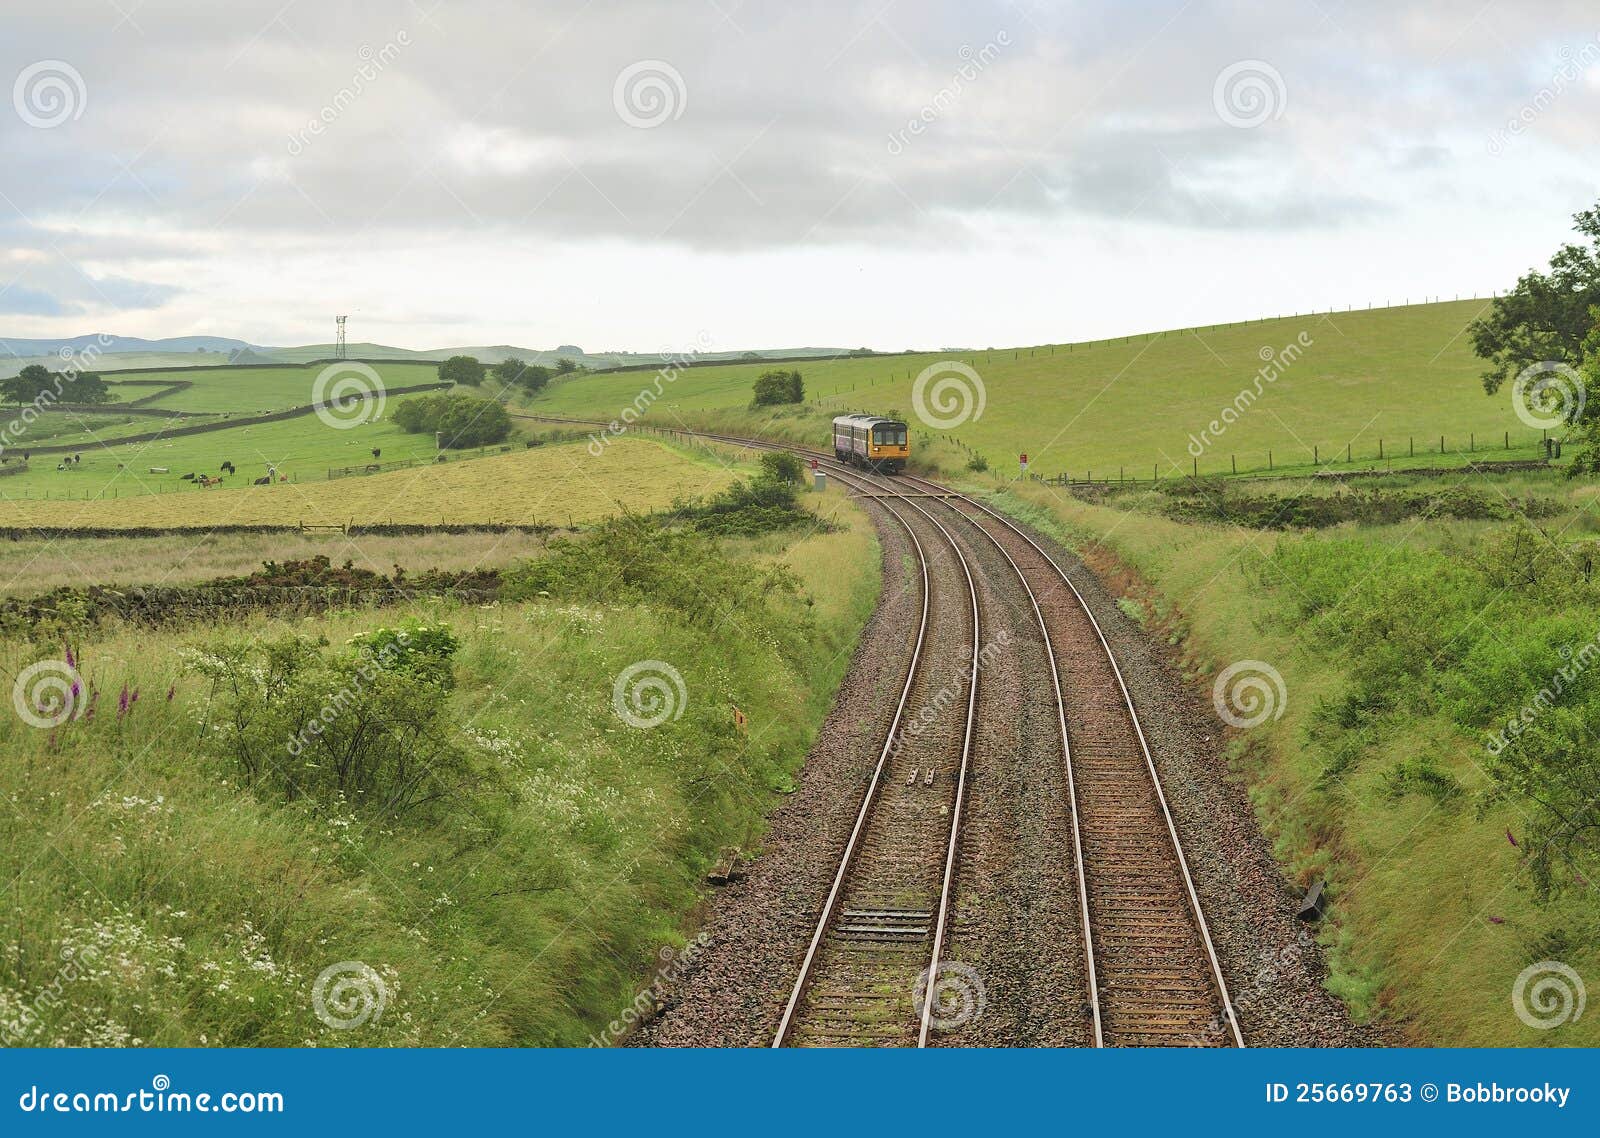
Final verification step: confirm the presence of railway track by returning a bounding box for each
[513,414,1244,1046]
[770,465,983,1048]
[896,472,1243,1047]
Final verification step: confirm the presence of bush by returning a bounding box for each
[188,628,498,819]
[759,451,806,484]
[752,369,804,406]
[493,357,551,394]
[504,514,805,631]
[392,393,512,448]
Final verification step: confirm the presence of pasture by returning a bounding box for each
[531,300,1544,478]
[0,437,735,530]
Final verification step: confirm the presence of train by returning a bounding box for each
[831,413,909,473]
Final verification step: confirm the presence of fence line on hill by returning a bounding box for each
[1006,428,1562,487]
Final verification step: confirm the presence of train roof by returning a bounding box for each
[831,413,908,427]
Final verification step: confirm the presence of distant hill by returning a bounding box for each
[0,333,864,378]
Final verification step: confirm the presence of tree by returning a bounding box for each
[61,372,112,404]
[1560,320,1600,475]
[2,364,54,406]
[438,355,485,386]
[493,357,551,393]
[1471,202,1600,398]
[391,393,511,448]
[554,357,578,375]
[751,368,804,407]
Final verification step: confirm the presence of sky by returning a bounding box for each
[1,0,1598,353]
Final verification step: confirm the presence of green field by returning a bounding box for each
[531,300,1546,478]
[0,477,880,1046]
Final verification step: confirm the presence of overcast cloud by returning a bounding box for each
[1,0,1597,349]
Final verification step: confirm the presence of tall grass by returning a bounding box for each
[999,477,1600,1046]
[0,484,878,1046]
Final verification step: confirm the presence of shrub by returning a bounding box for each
[494,357,551,393]
[752,369,804,406]
[188,629,497,819]
[504,514,804,632]
[392,393,512,448]
[759,451,806,485]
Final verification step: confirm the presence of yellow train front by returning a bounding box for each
[832,413,909,473]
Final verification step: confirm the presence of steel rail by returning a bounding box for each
[768,461,980,1048]
[897,470,1244,1048]
[508,413,1240,1046]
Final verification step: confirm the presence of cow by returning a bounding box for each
[371,448,381,460]
[180,472,196,481]
[253,476,270,485]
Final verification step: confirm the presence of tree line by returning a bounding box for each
[1,363,114,406]
[437,353,578,395]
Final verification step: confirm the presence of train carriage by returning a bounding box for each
[831,413,909,473]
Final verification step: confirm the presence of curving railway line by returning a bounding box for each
[514,414,1244,1047]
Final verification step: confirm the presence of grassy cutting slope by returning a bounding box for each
[998,474,1600,1047]
[0,482,881,1046]
[533,300,1537,476]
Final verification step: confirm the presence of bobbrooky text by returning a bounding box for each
[1187,332,1314,459]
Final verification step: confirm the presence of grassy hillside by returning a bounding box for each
[994,470,1600,1046]
[532,300,1544,478]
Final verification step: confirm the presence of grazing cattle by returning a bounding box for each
[253,476,270,485]
[371,448,381,460]
[181,472,196,481]
[220,460,236,474]
[56,462,64,471]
